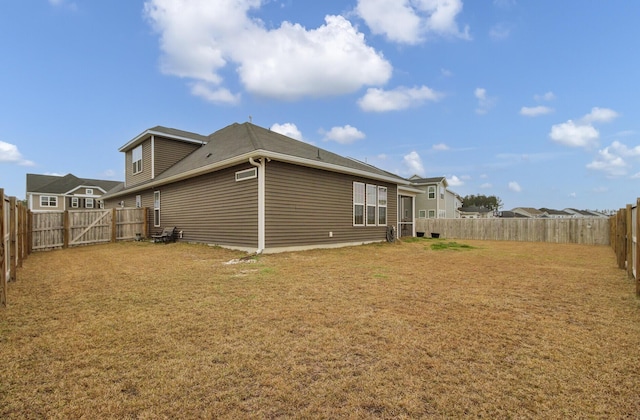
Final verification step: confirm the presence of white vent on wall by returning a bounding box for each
[235,167,257,182]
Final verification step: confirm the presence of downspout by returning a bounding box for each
[249,157,265,253]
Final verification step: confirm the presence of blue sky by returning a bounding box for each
[1,0,638,212]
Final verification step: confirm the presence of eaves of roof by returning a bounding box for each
[118,126,209,152]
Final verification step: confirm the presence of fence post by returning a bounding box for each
[0,189,6,307]
[9,197,16,282]
[616,209,626,269]
[27,209,32,255]
[143,207,149,238]
[111,208,117,243]
[636,198,640,296]
[627,204,633,278]
[63,210,69,249]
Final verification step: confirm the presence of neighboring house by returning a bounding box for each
[458,206,494,219]
[26,173,122,212]
[101,122,418,253]
[512,207,546,218]
[539,208,573,218]
[409,176,460,219]
[496,210,526,218]
[564,208,608,218]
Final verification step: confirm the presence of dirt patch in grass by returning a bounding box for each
[1,239,639,418]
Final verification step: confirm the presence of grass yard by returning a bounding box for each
[1,239,639,418]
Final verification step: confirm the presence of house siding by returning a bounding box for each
[153,137,202,178]
[29,193,65,211]
[264,161,397,248]
[105,165,258,248]
[125,138,153,187]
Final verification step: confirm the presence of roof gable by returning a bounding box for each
[26,173,122,194]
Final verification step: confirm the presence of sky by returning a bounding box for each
[1,0,639,212]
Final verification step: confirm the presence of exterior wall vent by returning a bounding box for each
[235,167,258,182]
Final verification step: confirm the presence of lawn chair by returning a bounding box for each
[152,227,177,244]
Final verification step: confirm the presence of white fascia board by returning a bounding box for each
[105,149,410,199]
[64,185,108,195]
[118,129,207,152]
[398,185,425,195]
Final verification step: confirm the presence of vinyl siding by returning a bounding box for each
[106,165,258,248]
[153,137,202,177]
[125,138,153,187]
[29,193,65,211]
[264,161,397,248]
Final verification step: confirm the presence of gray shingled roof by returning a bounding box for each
[26,173,123,194]
[119,125,210,152]
[153,122,407,184]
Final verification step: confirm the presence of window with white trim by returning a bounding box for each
[438,209,446,218]
[86,198,94,209]
[440,186,445,199]
[378,186,387,225]
[153,191,161,227]
[71,197,79,208]
[353,182,365,226]
[366,184,377,225]
[236,168,257,181]
[132,145,143,174]
[418,210,426,218]
[428,210,436,218]
[427,186,435,199]
[40,196,57,207]
[86,188,94,195]
[135,195,141,208]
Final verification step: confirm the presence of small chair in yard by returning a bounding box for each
[152,227,177,244]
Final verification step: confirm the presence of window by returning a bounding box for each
[353,182,365,226]
[438,209,446,218]
[236,168,257,181]
[86,198,94,209]
[40,196,57,207]
[418,210,426,218]
[378,186,387,225]
[440,186,445,199]
[153,191,160,227]
[135,195,141,208]
[427,186,435,199]
[132,145,143,174]
[366,184,377,225]
[71,197,79,208]
[428,210,436,218]
[86,188,93,195]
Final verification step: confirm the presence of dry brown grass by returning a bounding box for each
[1,239,639,418]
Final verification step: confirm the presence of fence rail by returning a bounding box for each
[416,217,610,245]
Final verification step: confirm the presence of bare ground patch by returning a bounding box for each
[1,239,639,418]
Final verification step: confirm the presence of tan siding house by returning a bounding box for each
[26,173,122,212]
[103,122,412,253]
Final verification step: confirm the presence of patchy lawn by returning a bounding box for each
[1,239,639,418]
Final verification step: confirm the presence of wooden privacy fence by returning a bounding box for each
[609,199,640,296]
[416,217,610,245]
[1,189,29,307]
[32,207,148,251]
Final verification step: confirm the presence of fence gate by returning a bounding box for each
[68,209,113,246]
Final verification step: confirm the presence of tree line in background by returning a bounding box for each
[462,194,503,211]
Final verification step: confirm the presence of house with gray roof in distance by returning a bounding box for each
[26,173,122,212]
[539,208,573,218]
[101,122,420,253]
[564,208,609,218]
[512,207,546,218]
[409,176,461,219]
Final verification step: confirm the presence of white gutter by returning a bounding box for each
[249,157,266,253]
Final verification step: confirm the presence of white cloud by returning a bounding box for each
[441,68,453,77]
[358,85,443,112]
[549,120,599,148]
[534,91,555,102]
[356,0,470,45]
[403,151,424,175]
[480,183,492,189]
[447,175,464,186]
[586,140,640,177]
[323,125,366,144]
[49,0,77,10]
[568,192,577,198]
[549,107,618,149]
[270,123,303,141]
[489,23,510,40]
[520,105,553,117]
[508,181,521,192]
[432,143,449,151]
[0,141,34,166]
[144,1,392,102]
[474,87,496,115]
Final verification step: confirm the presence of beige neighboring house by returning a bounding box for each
[409,176,461,219]
[26,173,122,212]
[512,207,546,218]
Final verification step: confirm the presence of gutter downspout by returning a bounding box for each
[249,157,265,253]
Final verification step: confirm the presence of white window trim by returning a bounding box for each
[428,209,436,218]
[353,182,365,226]
[86,188,94,195]
[378,186,387,225]
[132,144,143,175]
[418,210,426,218]
[427,186,436,200]
[366,184,377,226]
[86,198,94,209]
[135,195,141,208]
[153,191,161,227]
[71,197,79,208]
[40,196,57,207]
